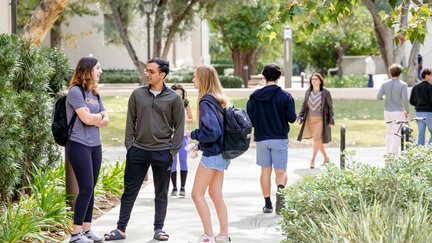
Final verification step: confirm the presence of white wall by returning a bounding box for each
[420,22,432,69]
[341,56,386,75]
[0,0,11,34]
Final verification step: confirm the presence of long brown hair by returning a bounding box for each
[69,56,99,95]
[308,72,324,91]
[195,65,229,108]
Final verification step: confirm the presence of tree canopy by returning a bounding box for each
[260,0,432,45]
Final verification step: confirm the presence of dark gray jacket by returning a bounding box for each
[125,84,185,157]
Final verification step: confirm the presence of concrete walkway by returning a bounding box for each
[65,146,387,243]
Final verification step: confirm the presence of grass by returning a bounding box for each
[100,97,419,147]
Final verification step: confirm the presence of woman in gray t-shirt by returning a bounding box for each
[66,56,109,243]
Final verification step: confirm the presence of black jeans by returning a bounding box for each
[117,146,172,232]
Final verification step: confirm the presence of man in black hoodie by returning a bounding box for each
[246,64,297,215]
[409,68,432,145]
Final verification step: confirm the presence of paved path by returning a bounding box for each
[65,146,387,243]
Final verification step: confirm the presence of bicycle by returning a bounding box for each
[386,117,426,151]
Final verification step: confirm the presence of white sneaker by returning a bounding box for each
[190,233,215,243]
[84,230,103,242]
[69,232,91,243]
[215,234,231,242]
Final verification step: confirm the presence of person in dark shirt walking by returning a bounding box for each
[409,68,432,145]
[104,58,185,241]
[247,64,297,215]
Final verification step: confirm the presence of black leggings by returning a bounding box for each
[66,140,102,225]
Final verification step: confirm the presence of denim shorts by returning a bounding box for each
[256,139,288,170]
[200,154,231,171]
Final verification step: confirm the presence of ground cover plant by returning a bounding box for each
[0,160,125,242]
[279,145,432,242]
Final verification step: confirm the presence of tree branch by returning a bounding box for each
[22,0,70,46]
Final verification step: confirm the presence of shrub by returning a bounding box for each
[279,145,432,241]
[99,69,140,84]
[96,161,125,197]
[41,46,72,94]
[220,75,242,88]
[0,34,62,200]
[213,63,234,76]
[0,196,55,242]
[325,74,368,88]
[165,71,194,83]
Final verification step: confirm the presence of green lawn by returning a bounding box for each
[101,97,418,147]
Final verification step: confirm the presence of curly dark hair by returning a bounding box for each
[171,83,189,107]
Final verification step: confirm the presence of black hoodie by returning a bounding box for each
[246,85,297,141]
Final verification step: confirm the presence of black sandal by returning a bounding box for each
[154,230,170,241]
[104,229,126,241]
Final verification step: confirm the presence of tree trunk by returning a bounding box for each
[336,48,345,76]
[406,40,421,86]
[161,0,200,59]
[22,0,70,46]
[109,0,146,85]
[362,0,395,75]
[232,49,254,88]
[249,47,262,76]
[50,19,62,48]
[152,0,167,58]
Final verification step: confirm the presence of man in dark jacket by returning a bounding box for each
[105,58,185,241]
[409,68,432,145]
[246,63,297,215]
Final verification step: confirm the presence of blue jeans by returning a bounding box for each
[367,74,374,88]
[415,112,432,145]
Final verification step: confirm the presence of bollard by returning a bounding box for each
[340,125,346,170]
[300,72,305,88]
[400,126,405,151]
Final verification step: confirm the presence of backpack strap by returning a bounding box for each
[200,94,224,127]
[67,86,86,138]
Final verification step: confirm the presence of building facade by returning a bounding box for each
[42,3,210,70]
[0,0,12,34]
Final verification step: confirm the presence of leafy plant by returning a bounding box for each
[96,161,126,198]
[279,145,432,241]
[27,163,72,231]
[0,34,62,200]
[0,196,55,242]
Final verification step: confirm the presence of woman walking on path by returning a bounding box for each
[189,65,232,243]
[297,73,334,169]
[66,56,109,243]
[170,84,193,197]
[377,63,409,155]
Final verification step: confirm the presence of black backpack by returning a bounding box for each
[51,86,85,146]
[201,95,252,159]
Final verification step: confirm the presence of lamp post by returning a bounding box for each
[143,0,154,61]
[11,0,17,34]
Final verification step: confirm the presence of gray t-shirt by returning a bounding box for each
[66,86,105,146]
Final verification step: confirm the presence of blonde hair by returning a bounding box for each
[196,65,229,109]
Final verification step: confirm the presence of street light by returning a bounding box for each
[143,0,155,61]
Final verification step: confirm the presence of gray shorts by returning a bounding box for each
[201,154,231,171]
[256,139,288,170]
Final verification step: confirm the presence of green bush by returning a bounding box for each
[41,46,72,94]
[220,75,242,88]
[325,74,368,88]
[96,161,125,197]
[213,63,234,76]
[99,69,140,84]
[279,146,432,241]
[0,34,61,200]
[165,71,194,83]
